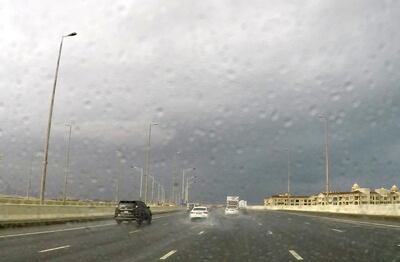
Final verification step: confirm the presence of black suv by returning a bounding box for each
[114,200,152,226]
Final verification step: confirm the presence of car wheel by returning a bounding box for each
[116,220,122,225]
[136,219,143,226]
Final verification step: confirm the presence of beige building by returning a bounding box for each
[264,183,400,206]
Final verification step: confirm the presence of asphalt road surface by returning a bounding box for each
[0,209,399,261]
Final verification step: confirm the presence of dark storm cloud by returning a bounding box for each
[0,0,399,202]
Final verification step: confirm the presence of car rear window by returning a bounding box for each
[193,207,207,211]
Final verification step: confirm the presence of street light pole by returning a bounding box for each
[132,166,144,200]
[144,122,158,204]
[40,32,77,205]
[286,148,290,205]
[186,176,196,203]
[319,115,330,204]
[27,156,33,199]
[181,169,185,204]
[63,123,72,204]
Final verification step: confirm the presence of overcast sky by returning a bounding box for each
[0,0,399,203]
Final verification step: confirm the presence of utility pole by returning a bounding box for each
[63,123,72,204]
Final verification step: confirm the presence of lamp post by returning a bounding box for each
[63,123,72,204]
[26,156,33,199]
[182,167,195,205]
[285,148,290,206]
[319,115,330,204]
[40,32,77,205]
[144,122,158,204]
[185,175,197,203]
[132,166,144,199]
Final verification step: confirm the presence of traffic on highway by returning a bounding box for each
[1,0,399,261]
[1,207,399,261]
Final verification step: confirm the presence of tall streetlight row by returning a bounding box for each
[36,32,195,206]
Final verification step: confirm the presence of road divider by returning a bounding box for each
[0,204,181,226]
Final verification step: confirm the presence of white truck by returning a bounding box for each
[225,196,240,215]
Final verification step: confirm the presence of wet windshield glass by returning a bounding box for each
[1,1,399,261]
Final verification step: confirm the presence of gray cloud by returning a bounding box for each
[0,0,399,203]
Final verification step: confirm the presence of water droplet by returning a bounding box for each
[271,110,279,121]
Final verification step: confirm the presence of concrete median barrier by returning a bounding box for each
[0,204,181,226]
[246,204,400,217]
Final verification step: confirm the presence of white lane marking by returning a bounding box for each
[0,213,180,239]
[129,230,141,234]
[163,223,169,226]
[198,231,205,235]
[304,222,310,225]
[279,212,400,230]
[0,223,115,239]
[38,245,70,253]
[160,250,177,260]
[258,222,263,226]
[331,228,345,233]
[267,230,273,235]
[397,244,400,247]
[289,250,303,260]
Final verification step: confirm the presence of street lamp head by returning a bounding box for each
[64,32,77,37]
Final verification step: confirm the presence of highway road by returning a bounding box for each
[0,209,399,261]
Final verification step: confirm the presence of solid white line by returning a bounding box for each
[160,250,177,260]
[289,250,303,260]
[331,228,344,233]
[0,223,115,239]
[279,211,400,230]
[0,213,179,240]
[39,245,70,253]
[129,230,141,234]
[198,231,205,235]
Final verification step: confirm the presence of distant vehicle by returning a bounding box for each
[114,200,152,226]
[239,200,247,209]
[225,205,240,215]
[225,196,240,215]
[190,206,209,220]
[186,202,200,212]
[226,196,239,208]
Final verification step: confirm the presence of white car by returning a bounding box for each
[225,206,239,215]
[190,206,209,220]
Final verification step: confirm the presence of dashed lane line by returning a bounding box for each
[129,230,141,234]
[289,250,303,260]
[331,228,345,233]
[267,230,273,235]
[160,250,177,260]
[38,245,70,253]
[198,231,205,235]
